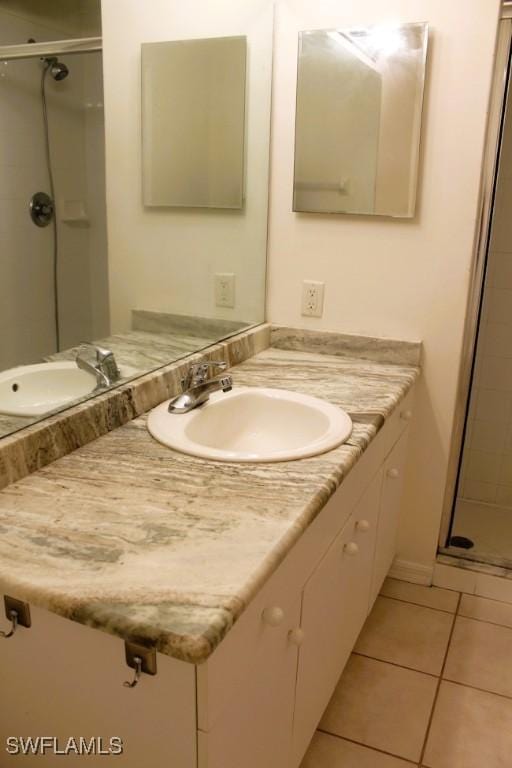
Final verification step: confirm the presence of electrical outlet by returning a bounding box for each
[215,273,235,308]
[301,281,324,318]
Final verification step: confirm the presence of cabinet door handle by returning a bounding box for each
[400,410,412,421]
[387,468,400,479]
[288,627,305,647]
[344,542,359,556]
[356,519,370,532]
[262,606,285,627]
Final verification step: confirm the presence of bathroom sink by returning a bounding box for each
[147,387,353,462]
[0,361,137,418]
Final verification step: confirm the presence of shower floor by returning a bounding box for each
[448,499,512,567]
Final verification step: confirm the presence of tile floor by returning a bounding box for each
[301,578,512,768]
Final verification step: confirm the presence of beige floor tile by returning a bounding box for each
[380,577,459,613]
[459,593,512,628]
[301,731,415,768]
[423,681,512,768]
[444,616,512,697]
[354,596,453,675]
[319,654,437,762]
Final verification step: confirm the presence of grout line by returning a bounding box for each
[418,591,462,766]
[316,729,417,765]
[457,611,512,632]
[442,675,512,703]
[352,651,440,679]
[378,592,457,615]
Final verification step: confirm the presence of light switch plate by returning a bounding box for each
[215,273,235,308]
[301,281,324,318]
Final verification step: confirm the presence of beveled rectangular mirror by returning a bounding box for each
[142,36,247,209]
[293,22,428,217]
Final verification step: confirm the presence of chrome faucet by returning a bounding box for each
[168,361,233,413]
[76,343,121,389]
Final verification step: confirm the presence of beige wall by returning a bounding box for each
[267,0,501,570]
[101,0,272,333]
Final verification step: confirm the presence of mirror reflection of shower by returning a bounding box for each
[0,10,109,372]
[36,52,72,351]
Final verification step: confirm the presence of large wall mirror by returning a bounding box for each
[293,22,428,217]
[0,0,273,441]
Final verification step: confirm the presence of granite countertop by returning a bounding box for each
[0,347,418,664]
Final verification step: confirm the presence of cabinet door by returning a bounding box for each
[198,595,301,768]
[292,470,382,766]
[370,428,410,606]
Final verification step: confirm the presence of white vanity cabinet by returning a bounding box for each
[0,389,414,768]
[198,388,414,768]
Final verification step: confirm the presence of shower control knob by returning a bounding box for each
[387,468,400,480]
[356,519,370,532]
[344,542,359,556]
[30,192,54,228]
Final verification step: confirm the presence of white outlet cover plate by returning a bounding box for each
[301,280,324,318]
[215,273,235,308]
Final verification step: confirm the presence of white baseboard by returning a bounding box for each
[388,558,434,586]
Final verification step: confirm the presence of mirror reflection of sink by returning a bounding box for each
[0,361,138,418]
[147,387,353,463]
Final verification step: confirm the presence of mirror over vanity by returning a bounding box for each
[293,22,428,216]
[0,0,272,440]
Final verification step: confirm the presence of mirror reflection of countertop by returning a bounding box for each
[0,345,419,664]
[0,329,227,438]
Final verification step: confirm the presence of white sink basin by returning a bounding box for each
[0,361,138,418]
[147,387,353,463]
[0,362,97,417]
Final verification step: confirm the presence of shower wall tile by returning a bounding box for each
[497,486,512,506]
[465,450,501,485]
[471,420,507,453]
[462,479,497,504]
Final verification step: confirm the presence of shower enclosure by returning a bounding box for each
[442,7,512,568]
[0,1,109,371]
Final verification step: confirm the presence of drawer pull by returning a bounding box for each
[288,627,305,647]
[344,542,359,556]
[262,606,285,627]
[400,410,413,421]
[356,519,370,533]
[387,468,400,479]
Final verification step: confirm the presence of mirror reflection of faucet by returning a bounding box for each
[75,343,121,390]
[167,361,233,413]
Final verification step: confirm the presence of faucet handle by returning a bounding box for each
[181,361,227,390]
[77,342,114,363]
